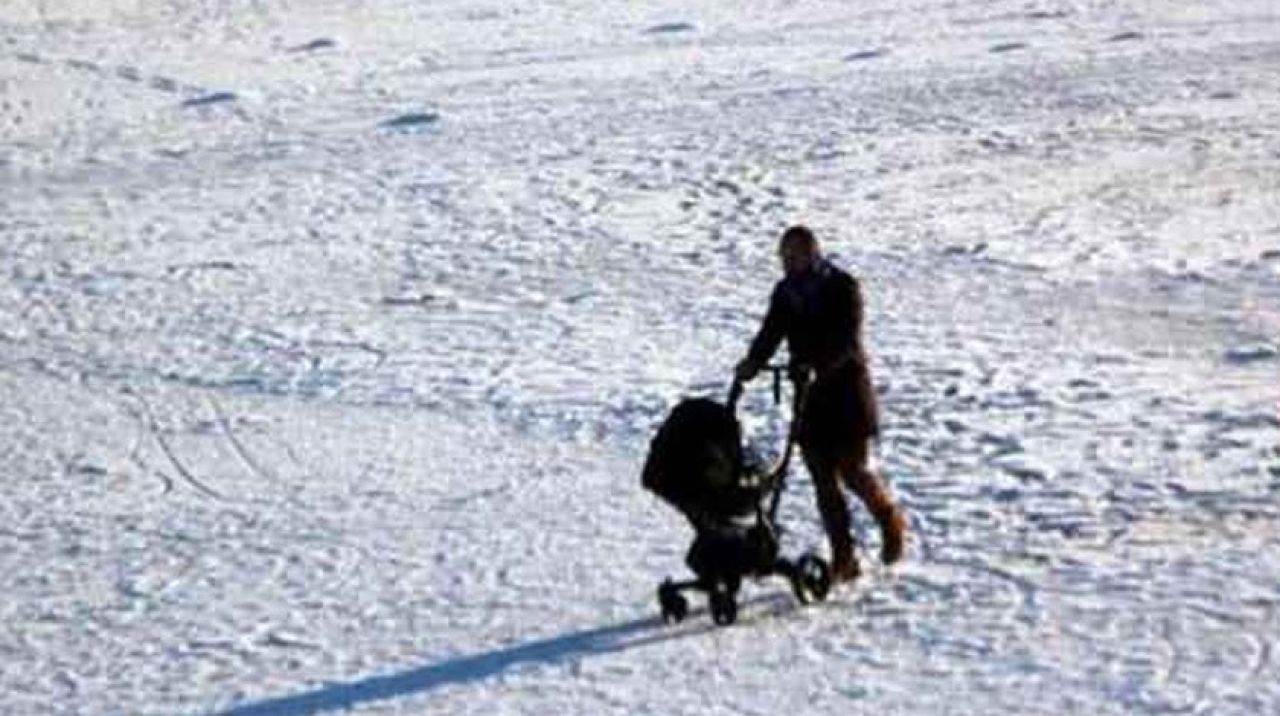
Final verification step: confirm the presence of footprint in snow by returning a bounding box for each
[1201,409,1280,431]
[993,455,1050,483]
[644,22,695,35]
[382,112,440,130]
[844,49,888,62]
[182,91,237,108]
[290,38,337,53]
[149,76,179,93]
[1223,343,1279,365]
[990,42,1029,54]
[65,58,101,72]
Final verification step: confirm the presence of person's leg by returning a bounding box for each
[801,446,859,581]
[837,440,907,565]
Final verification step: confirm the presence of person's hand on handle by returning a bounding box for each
[734,356,763,383]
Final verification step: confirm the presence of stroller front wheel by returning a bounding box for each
[709,583,738,626]
[789,554,832,604]
[658,580,689,624]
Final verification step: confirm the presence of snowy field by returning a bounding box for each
[3,1,1279,714]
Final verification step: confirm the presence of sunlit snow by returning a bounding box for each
[3,1,1278,714]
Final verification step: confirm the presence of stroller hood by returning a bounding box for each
[642,397,757,522]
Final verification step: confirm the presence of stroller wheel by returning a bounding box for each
[658,580,689,624]
[709,583,738,626]
[790,554,832,604]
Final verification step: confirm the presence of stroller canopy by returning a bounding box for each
[642,397,758,523]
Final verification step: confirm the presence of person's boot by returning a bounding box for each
[830,534,860,583]
[876,504,907,565]
[812,464,859,583]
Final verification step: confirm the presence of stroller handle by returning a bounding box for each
[727,363,794,414]
[727,379,745,412]
[728,363,812,523]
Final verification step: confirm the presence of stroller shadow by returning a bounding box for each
[214,597,791,716]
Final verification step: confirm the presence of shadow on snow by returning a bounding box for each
[213,598,793,716]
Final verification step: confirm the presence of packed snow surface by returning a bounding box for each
[3,1,1279,714]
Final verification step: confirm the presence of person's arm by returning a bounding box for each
[737,285,788,381]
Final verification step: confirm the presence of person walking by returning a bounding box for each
[735,225,907,582]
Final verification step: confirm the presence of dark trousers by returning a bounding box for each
[801,436,896,567]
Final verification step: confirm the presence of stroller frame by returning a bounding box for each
[655,369,832,626]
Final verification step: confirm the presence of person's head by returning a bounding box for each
[778,225,821,276]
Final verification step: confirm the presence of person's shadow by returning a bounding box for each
[214,596,794,716]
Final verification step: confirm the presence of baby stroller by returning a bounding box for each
[642,369,832,626]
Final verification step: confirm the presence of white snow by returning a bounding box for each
[2,1,1279,714]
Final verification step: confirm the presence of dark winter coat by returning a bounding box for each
[746,259,880,452]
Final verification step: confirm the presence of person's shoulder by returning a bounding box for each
[822,258,856,284]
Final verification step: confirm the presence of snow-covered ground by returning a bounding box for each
[3,1,1279,713]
